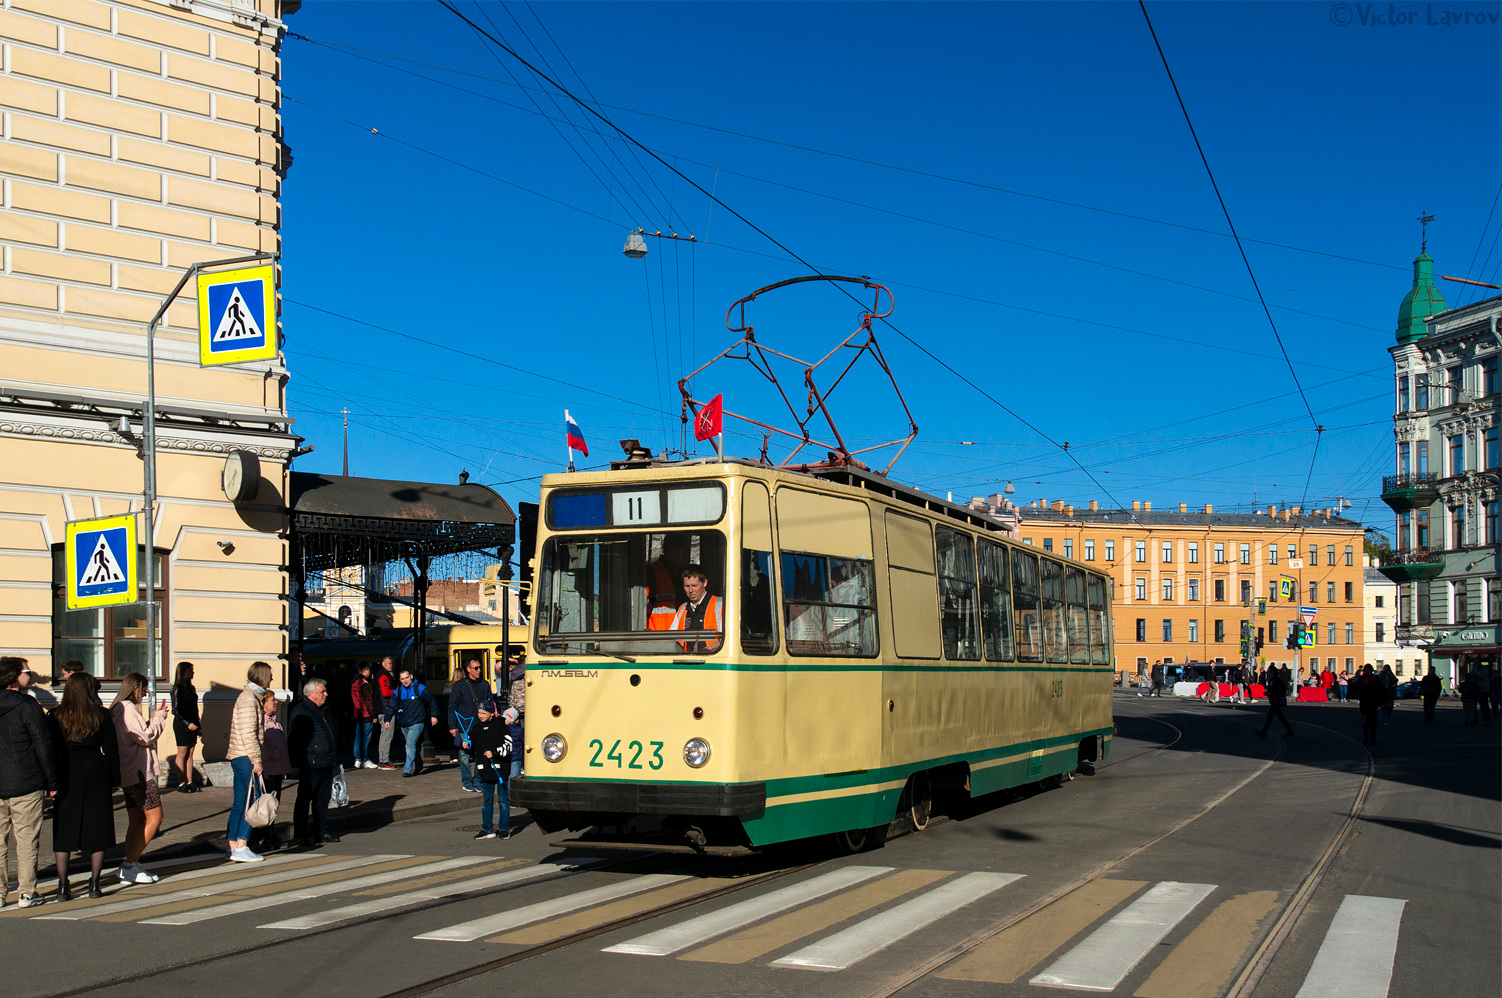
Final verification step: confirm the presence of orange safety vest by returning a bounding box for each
[647,561,678,631]
[670,595,721,651]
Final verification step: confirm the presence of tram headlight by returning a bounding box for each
[683,737,711,768]
[540,734,567,763]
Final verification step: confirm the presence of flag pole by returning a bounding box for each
[565,409,574,472]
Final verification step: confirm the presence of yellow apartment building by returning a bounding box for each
[1015,500,1366,681]
[0,0,296,766]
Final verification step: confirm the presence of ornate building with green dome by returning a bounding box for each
[1379,250,1500,683]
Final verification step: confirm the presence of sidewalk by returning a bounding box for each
[48,758,481,871]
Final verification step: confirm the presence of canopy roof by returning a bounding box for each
[290,472,515,572]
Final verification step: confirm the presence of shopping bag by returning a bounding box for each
[329,765,349,809]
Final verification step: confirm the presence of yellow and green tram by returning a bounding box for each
[511,459,1114,852]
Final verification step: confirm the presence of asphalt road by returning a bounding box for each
[3,693,1496,998]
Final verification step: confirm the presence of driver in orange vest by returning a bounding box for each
[669,564,723,653]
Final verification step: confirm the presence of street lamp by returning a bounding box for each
[623,231,648,259]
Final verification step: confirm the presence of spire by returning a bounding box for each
[1396,247,1445,345]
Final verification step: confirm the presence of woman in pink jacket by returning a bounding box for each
[110,672,168,885]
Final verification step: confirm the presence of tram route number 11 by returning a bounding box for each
[589,738,665,770]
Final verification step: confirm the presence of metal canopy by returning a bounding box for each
[290,472,515,572]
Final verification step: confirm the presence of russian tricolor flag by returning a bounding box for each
[565,410,589,457]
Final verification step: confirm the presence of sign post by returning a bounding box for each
[140,253,275,707]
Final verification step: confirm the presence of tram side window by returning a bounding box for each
[1086,573,1111,665]
[781,552,877,657]
[978,539,1013,662]
[1012,550,1042,662]
[741,481,778,655]
[1041,558,1068,664]
[935,527,980,661]
[1065,566,1090,665]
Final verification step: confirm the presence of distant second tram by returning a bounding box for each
[512,458,1114,853]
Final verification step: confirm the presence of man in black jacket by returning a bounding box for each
[1256,663,1296,739]
[448,658,496,794]
[289,679,340,849]
[0,656,60,908]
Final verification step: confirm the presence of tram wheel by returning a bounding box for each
[905,771,933,831]
[833,824,886,854]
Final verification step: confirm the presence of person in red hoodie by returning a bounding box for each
[350,663,377,770]
[374,657,399,769]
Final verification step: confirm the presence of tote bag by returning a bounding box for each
[245,775,278,828]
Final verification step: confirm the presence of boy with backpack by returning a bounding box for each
[471,706,515,840]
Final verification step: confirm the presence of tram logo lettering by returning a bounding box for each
[540,669,600,678]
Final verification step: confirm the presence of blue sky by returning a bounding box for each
[277,1,1501,541]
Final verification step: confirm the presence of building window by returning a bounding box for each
[1485,356,1500,396]
[1327,581,1336,602]
[1345,622,1354,645]
[1136,618,1146,642]
[1327,622,1336,645]
[1162,578,1174,601]
[1452,506,1466,548]
[1188,619,1199,642]
[1269,581,1279,602]
[1213,579,1225,602]
[1375,595,1384,608]
[1398,374,1409,411]
[1105,540,1116,561]
[1161,541,1172,563]
[1135,578,1147,601]
[1287,544,1297,563]
[1084,539,1095,561]
[1375,622,1384,643]
[1324,545,1334,565]
[1309,581,1318,602]
[1415,372,1429,409]
[1488,501,1499,544]
[1447,365,1462,403]
[1063,539,1073,559]
[1188,542,1199,563]
[1344,545,1353,566]
[52,548,168,680]
[1399,442,1410,476]
[1416,440,1429,474]
[1345,581,1354,603]
[1416,508,1430,549]
[1135,540,1146,563]
[1395,660,1404,677]
[1241,579,1252,604]
[1022,538,1033,546]
[1239,543,1250,565]
[1213,542,1225,564]
[1309,544,1318,565]
[1417,580,1431,624]
[1188,578,1200,601]
[1269,619,1280,642]
[1490,578,1500,622]
[1043,538,1053,553]
[1162,619,1173,642]
[1214,619,1225,642]
[1487,427,1499,470]
[1268,543,1277,564]
[1450,434,1464,476]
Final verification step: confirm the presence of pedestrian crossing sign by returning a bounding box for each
[197,264,276,366]
[1279,577,1295,600]
[65,514,137,609]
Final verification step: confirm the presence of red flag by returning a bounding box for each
[694,394,723,442]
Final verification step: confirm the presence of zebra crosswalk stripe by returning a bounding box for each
[773,871,1024,971]
[1293,895,1406,998]
[138,857,488,925]
[415,874,690,943]
[603,866,894,957]
[33,855,401,921]
[258,857,608,931]
[1029,881,1216,991]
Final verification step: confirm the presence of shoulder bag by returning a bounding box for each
[245,774,278,828]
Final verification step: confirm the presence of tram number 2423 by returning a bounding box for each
[589,738,666,770]
[1050,680,1065,698]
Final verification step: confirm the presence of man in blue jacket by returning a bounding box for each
[447,657,495,793]
[383,669,438,777]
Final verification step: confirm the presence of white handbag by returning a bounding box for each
[245,775,278,829]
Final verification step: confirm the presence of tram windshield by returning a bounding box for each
[535,531,728,655]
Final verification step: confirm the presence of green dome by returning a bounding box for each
[1396,251,1445,344]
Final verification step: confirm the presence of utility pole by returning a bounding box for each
[342,407,350,476]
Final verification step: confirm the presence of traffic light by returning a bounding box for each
[1255,628,1264,654]
[1286,622,1304,649]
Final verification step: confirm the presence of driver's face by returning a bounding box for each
[682,576,707,602]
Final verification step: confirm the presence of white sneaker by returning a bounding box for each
[364,761,378,769]
[228,847,265,863]
[18,892,44,908]
[118,863,155,885]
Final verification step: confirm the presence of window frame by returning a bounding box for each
[52,547,170,681]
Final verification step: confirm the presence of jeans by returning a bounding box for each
[295,766,334,841]
[509,723,524,778]
[226,756,256,844]
[480,778,510,834]
[378,719,396,764]
[353,721,373,764]
[456,745,479,791]
[400,724,424,775]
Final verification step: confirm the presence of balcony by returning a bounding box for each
[1380,471,1440,512]
[1377,548,1446,584]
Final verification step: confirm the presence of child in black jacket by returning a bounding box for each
[471,707,514,839]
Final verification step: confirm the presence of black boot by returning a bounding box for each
[87,877,103,899]
[57,879,74,902]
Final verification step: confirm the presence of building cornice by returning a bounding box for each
[0,413,297,461]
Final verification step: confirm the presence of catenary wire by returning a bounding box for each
[1458,182,1501,307]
